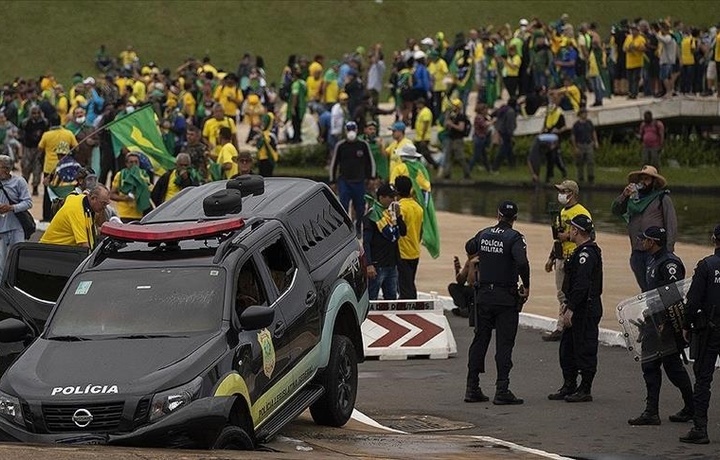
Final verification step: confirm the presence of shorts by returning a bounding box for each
[707,61,717,80]
[659,63,672,80]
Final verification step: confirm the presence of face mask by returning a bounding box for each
[557,193,569,205]
[346,131,357,141]
[75,116,86,124]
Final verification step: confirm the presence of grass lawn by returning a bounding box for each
[2,1,717,84]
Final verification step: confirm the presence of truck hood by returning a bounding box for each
[1,333,227,400]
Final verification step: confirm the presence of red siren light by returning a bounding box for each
[101,218,245,242]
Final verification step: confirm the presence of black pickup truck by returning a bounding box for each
[0,175,369,449]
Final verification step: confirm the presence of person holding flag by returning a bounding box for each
[252,113,279,177]
[110,151,152,222]
[389,143,440,259]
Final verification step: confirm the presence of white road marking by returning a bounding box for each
[351,409,571,459]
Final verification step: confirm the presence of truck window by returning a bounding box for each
[13,247,86,303]
[235,259,267,316]
[261,237,297,296]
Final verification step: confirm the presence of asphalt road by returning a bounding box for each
[352,314,719,460]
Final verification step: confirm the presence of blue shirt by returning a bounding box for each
[560,47,578,79]
[413,63,431,92]
[0,175,33,234]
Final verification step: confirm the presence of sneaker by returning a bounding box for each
[565,389,593,403]
[669,407,694,423]
[493,390,524,405]
[464,387,489,403]
[542,330,562,342]
[548,384,577,401]
[679,426,710,444]
[628,411,661,425]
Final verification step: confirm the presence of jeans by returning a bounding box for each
[575,143,595,183]
[397,258,419,299]
[681,65,695,94]
[0,230,24,281]
[337,178,366,235]
[627,67,641,97]
[492,132,514,171]
[588,76,604,105]
[630,249,649,292]
[369,265,398,300]
[469,136,490,172]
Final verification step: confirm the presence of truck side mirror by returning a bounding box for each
[0,318,31,343]
[239,305,274,330]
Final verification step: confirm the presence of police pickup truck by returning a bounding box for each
[0,176,369,449]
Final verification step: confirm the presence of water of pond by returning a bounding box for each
[432,186,720,245]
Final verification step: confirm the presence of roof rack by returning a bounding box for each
[101,217,245,242]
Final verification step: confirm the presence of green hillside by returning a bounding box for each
[2,0,715,86]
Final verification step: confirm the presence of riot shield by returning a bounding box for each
[616,279,691,363]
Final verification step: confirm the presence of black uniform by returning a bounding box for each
[685,248,720,433]
[635,249,693,421]
[466,221,530,395]
[560,240,603,395]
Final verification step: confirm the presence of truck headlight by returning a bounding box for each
[149,377,202,422]
[0,391,24,427]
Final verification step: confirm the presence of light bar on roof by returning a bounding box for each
[101,218,244,242]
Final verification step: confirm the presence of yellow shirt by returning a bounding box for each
[323,77,339,104]
[306,75,323,101]
[681,36,696,65]
[119,50,137,67]
[390,161,431,193]
[165,170,181,202]
[385,137,413,176]
[40,194,95,247]
[428,59,449,92]
[111,171,149,220]
[182,91,196,118]
[559,203,592,258]
[623,35,646,69]
[414,107,433,142]
[715,32,720,62]
[505,54,522,77]
[213,85,244,117]
[38,127,78,174]
[243,103,266,128]
[217,143,239,179]
[397,197,424,260]
[202,117,237,157]
[564,84,582,112]
[132,80,147,102]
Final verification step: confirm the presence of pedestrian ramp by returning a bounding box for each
[362,297,457,360]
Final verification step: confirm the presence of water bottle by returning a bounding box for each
[630,183,644,201]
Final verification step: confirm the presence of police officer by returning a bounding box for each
[464,201,529,405]
[680,224,720,444]
[548,214,602,403]
[628,226,694,426]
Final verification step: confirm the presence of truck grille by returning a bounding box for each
[42,402,124,432]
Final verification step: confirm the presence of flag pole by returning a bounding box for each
[68,103,155,154]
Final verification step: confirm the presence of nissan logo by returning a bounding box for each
[72,408,94,428]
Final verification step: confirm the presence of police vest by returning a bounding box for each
[700,253,720,319]
[476,224,521,285]
[646,250,685,291]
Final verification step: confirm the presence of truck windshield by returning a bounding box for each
[46,267,225,338]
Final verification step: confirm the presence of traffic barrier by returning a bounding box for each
[362,297,457,360]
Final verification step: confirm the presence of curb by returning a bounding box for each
[419,291,626,348]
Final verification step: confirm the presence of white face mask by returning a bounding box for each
[75,116,86,124]
[346,131,357,141]
[557,193,569,205]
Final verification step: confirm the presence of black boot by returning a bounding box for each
[464,386,489,403]
[565,376,593,403]
[548,381,577,400]
[628,410,661,425]
[679,426,710,444]
[669,406,694,423]
[493,380,524,405]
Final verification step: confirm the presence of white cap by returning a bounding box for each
[519,18,529,26]
[399,143,422,158]
[413,50,426,60]
[82,77,96,85]
[420,37,434,46]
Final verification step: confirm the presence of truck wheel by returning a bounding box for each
[310,334,357,427]
[211,425,254,450]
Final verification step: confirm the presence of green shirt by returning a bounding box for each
[287,80,308,119]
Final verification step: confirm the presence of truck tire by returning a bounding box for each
[310,334,357,427]
[211,425,254,450]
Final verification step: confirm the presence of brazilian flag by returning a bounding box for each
[106,105,176,173]
[404,160,440,259]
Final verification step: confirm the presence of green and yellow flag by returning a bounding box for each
[404,160,440,259]
[107,105,175,173]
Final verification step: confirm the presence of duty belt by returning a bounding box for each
[478,282,515,290]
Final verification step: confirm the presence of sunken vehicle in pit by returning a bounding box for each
[0,176,369,449]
